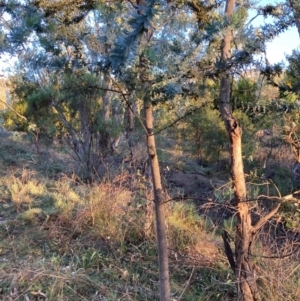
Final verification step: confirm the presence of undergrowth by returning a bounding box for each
[0,131,299,301]
[0,168,232,301]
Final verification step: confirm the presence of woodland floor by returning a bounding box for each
[0,129,300,300]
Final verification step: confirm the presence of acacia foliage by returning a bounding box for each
[0,1,298,169]
[0,1,295,108]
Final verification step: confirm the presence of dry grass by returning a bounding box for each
[0,130,299,301]
[0,166,229,301]
[252,229,300,301]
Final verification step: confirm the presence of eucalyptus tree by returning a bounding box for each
[210,0,299,299]
[218,1,261,299]
[148,0,298,300]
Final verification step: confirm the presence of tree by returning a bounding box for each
[1,1,129,181]
[2,1,299,300]
[217,1,282,300]
[288,0,300,37]
[105,1,173,299]
[135,1,170,299]
[218,1,258,299]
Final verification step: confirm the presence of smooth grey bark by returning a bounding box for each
[144,95,170,301]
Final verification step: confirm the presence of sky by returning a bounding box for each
[248,0,300,65]
[265,26,299,64]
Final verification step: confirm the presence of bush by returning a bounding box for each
[184,106,228,163]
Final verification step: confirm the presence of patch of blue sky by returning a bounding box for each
[247,0,299,64]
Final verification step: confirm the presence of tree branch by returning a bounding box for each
[252,202,281,232]
[154,104,207,135]
[0,98,28,121]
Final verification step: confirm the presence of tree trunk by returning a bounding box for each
[79,103,94,182]
[101,81,110,122]
[100,74,113,151]
[144,96,170,301]
[140,52,170,301]
[137,0,170,297]
[125,99,135,151]
[219,1,259,300]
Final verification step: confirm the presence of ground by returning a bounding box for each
[0,130,299,300]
